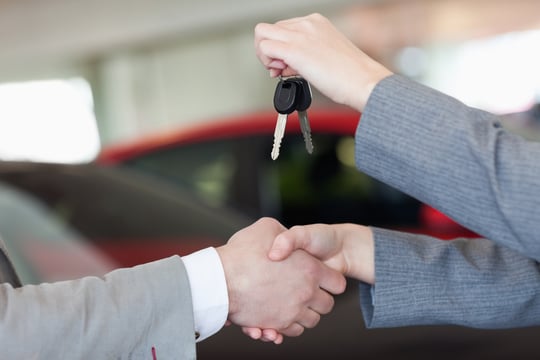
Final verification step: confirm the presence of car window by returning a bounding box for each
[121,139,240,209]
[274,134,421,227]
[120,133,422,229]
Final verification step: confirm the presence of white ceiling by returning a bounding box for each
[0,0,366,67]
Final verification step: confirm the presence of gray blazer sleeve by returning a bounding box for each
[354,75,540,329]
[356,75,540,260]
[358,228,540,329]
[0,255,196,360]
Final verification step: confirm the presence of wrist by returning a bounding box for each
[342,224,375,284]
[351,65,393,112]
[215,245,239,316]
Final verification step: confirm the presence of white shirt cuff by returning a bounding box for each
[182,247,229,342]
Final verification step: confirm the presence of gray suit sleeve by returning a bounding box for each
[354,75,540,329]
[359,228,540,329]
[0,255,196,359]
[355,75,540,260]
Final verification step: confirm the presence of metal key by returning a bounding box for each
[271,79,298,160]
[291,77,314,154]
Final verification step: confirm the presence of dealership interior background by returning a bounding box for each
[0,0,539,163]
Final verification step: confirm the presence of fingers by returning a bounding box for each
[268,226,310,261]
[268,224,347,293]
[239,290,335,344]
[281,306,325,337]
[297,308,321,329]
[240,292,332,342]
[268,233,296,261]
[254,13,392,112]
[308,288,336,315]
[262,329,284,344]
[269,224,333,261]
[267,59,288,78]
[318,264,347,295]
[254,13,328,69]
[254,22,291,71]
[242,327,262,340]
[257,329,283,344]
[277,307,323,337]
[254,18,309,78]
[242,327,284,344]
[280,323,305,337]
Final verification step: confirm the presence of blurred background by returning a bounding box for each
[1,0,540,163]
[1,0,540,359]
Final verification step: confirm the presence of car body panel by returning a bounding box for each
[98,110,360,164]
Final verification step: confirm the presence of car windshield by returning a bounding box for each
[119,132,422,229]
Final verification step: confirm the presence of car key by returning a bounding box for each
[291,77,314,154]
[271,79,298,160]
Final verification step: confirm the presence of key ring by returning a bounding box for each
[279,75,301,81]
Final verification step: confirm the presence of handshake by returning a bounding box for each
[215,217,375,344]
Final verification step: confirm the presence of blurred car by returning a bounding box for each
[0,178,116,284]
[97,108,476,239]
[0,160,252,284]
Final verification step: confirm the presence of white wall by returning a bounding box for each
[95,29,274,144]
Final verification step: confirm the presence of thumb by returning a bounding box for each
[268,231,297,261]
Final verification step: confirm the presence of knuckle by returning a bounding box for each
[307,314,321,328]
[321,295,335,315]
[298,285,316,303]
[287,325,304,337]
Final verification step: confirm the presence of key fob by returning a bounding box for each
[289,78,312,111]
[274,80,298,114]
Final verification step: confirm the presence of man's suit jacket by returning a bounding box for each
[354,75,540,329]
[0,238,197,359]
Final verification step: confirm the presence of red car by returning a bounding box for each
[98,108,475,239]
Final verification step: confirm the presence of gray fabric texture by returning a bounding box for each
[0,255,196,359]
[355,75,540,329]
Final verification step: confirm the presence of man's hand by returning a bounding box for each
[216,218,347,340]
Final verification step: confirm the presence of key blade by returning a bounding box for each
[291,77,314,154]
[271,114,287,160]
[298,111,314,154]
